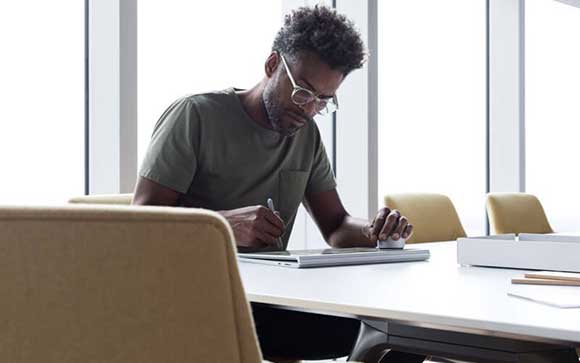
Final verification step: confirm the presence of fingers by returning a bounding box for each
[254,229,280,247]
[255,217,283,239]
[391,216,408,240]
[255,206,285,243]
[259,206,285,231]
[370,207,391,240]
[403,224,413,239]
[378,209,400,240]
[274,211,284,226]
[226,205,285,249]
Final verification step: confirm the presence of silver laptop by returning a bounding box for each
[238,247,430,268]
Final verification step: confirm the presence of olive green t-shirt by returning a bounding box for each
[139,88,336,247]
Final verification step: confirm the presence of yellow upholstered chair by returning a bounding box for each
[384,193,467,244]
[0,205,262,363]
[487,193,578,357]
[68,193,133,205]
[486,192,554,235]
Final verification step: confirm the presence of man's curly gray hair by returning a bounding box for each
[272,5,367,76]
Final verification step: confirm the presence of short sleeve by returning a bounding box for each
[139,97,199,194]
[305,128,337,196]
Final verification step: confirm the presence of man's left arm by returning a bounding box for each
[304,188,413,248]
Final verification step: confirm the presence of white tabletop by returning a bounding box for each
[239,241,580,344]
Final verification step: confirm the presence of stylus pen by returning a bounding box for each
[267,198,284,250]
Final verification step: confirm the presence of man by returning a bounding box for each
[134,5,423,363]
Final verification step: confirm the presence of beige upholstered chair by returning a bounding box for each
[0,205,262,363]
[487,193,577,357]
[486,192,554,235]
[384,193,467,244]
[68,193,133,205]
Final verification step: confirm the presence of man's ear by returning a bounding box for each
[265,52,280,78]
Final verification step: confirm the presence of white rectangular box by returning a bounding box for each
[519,233,580,243]
[457,236,580,273]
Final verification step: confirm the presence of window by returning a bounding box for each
[525,0,580,231]
[138,1,283,164]
[377,0,487,236]
[0,1,84,204]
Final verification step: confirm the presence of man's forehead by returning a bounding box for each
[289,52,344,96]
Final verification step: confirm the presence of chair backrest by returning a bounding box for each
[0,205,262,363]
[486,192,554,235]
[384,193,467,244]
[68,193,133,205]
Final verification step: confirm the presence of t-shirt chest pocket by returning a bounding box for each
[278,170,309,221]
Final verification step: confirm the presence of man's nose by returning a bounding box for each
[300,101,317,118]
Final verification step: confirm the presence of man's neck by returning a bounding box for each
[236,83,272,130]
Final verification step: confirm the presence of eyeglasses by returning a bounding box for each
[280,54,339,116]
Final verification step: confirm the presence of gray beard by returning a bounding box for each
[262,86,286,134]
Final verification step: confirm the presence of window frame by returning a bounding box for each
[90,0,533,240]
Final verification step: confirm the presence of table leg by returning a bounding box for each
[348,321,390,362]
[348,322,425,363]
[352,320,578,363]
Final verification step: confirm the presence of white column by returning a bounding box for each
[335,0,378,220]
[88,0,137,194]
[488,0,525,193]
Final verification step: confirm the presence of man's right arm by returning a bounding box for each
[132,177,285,249]
[132,176,181,206]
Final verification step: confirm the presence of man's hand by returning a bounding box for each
[363,207,413,242]
[218,206,285,249]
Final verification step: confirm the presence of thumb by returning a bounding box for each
[274,211,286,227]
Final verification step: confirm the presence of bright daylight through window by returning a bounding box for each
[378,0,486,236]
[138,1,283,165]
[525,0,580,232]
[0,1,84,205]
